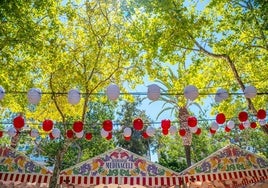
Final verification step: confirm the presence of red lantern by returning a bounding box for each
[238,123,245,130]
[257,109,266,119]
[49,132,55,140]
[133,118,144,131]
[73,121,84,133]
[195,128,202,135]
[13,116,25,130]
[161,119,171,130]
[162,129,169,135]
[85,132,92,141]
[250,122,257,129]
[187,116,197,127]
[210,128,216,134]
[124,136,131,141]
[0,131,3,138]
[178,129,186,137]
[238,111,248,122]
[142,131,149,139]
[106,132,112,140]
[225,126,231,132]
[102,120,113,132]
[216,113,226,124]
[66,129,74,139]
[42,119,54,132]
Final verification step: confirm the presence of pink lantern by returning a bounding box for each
[66,129,74,139]
[73,121,84,133]
[85,133,92,141]
[133,118,144,131]
[257,109,266,119]
[123,127,132,137]
[187,116,197,127]
[8,127,17,137]
[52,128,61,138]
[184,85,199,101]
[13,116,25,130]
[30,129,39,138]
[216,113,226,124]
[227,120,235,129]
[147,84,161,101]
[102,120,113,132]
[0,86,5,100]
[161,119,171,130]
[42,119,54,132]
[101,129,109,138]
[238,111,248,122]
[106,84,120,100]
[211,121,219,131]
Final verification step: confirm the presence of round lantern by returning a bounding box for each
[66,129,74,139]
[102,120,113,132]
[133,118,143,131]
[123,127,132,137]
[211,121,219,131]
[169,125,177,135]
[52,128,61,138]
[42,119,54,132]
[250,122,257,129]
[216,113,226,124]
[162,129,169,135]
[0,131,3,138]
[27,88,41,104]
[209,128,216,134]
[142,132,149,139]
[13,116,25,130]
[258,119,266,126]
[85,132,93,141]
[225,126,231,132]
[184,85,199,101]
[161,119,171,130]
[106,132,112,140]
[257,109,266,119]
[243,120,250,128]
[124,136,131,141]
[238,111,248,122]
[73,121,84,133]
[7,127,17,137]
[30,129,39,138]
[147,84,161,101]
[195,128,201,135]
[244,85,257,98]
[178,129,186,137]
[49,132,55,140]
[238,123,245,130]
[146,126,155,137]
[106,84,120,100]
[101,129,109,138]
[227,120,235,129]
[215,89,229,103]
[75,130,84,138]
[68,89,81,105]
[187,116,198,127]
[189,126,198,133]
[0,86,5,100]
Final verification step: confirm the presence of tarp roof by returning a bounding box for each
[180,144,268,188]
[59,147,183,187]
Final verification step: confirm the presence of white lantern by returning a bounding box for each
[211,121,219,131]
[147,84,161,101]
[0,86,5,100]
[52,128,61,138]
[76,130,84,138]
[27,88,41,104]
[68,89,81,105]
[30,129,39,138]
[169,125,177,135]
[258,119,266,126]
[227,120,235,129]
[189,126,198,133]
[101,129,109,138]
[215,89,229,103]
[243,120,250,128]
[146,126,155,137]
[7,127,17,137]
[184,85,199,101]
[106,84,120,100]
[123,127,132,137]
[244,85,257,98]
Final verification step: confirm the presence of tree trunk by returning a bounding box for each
[178,106,192,167]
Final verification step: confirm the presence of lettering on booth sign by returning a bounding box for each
[105,159,134,169]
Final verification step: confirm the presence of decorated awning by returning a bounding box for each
[180,145,268,188]
[59,147,183,187]
[0,146,52,186]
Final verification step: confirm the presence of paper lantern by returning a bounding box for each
[227,120,235,129]
[0,86,5,100]
[162,129,169,135]
[258,119,266,126]
[169,125,177,135]
[27,88,41,104]
[68,89,81,105]
[101,129,109,138]
[225,126,231,132]
[42,119,54,132]
[216,113,226,124]
[30,129,39,138]
[123,127,132,137]
[147,84,161,101]
[178,129,186,137]
[106,84,120,100]
[85,132,93,141]
[73,121,84,133]
[106,132,112,140]
[142,132,149,139]
[257,109,266,119]
[7,127,17,137]
[52,128,61,138]
[102,120,113,132]
[13,116,25,130]
[189,126,198,133]
[161,119,171,130]
[187,116,198,127]
[133,118,143,131]
[244,85,257,98]
[243,120,250,128]
[146,126,155,137]
[250,122,257,129]
[195,128,201,135]
[238,123,245,130]
[209,128,216,134]
[215,89,229,103]
[211,121,219,131]
[184,85,199,101]
[0,131,3,138]
[66,129,74,139]
[49,132,55,140]
[124,136,131,141]
[238,111,248,122]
